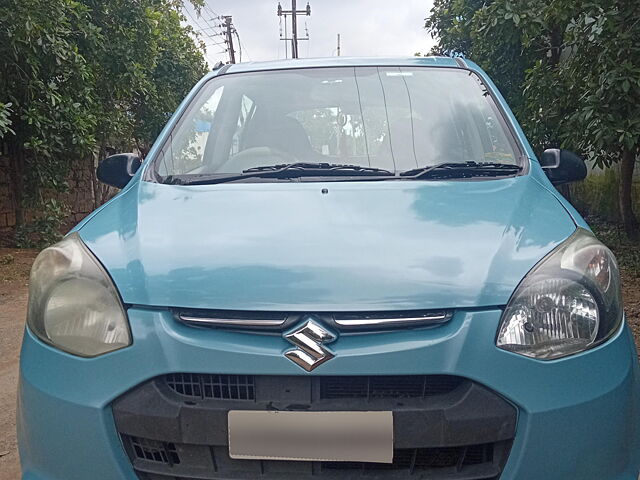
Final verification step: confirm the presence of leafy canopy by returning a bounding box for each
[426,0,640,236]
[0,0,207,245]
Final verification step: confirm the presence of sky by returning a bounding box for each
[183,0,437,67]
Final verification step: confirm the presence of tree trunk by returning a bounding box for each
[549,26,562,66]
[93,140,107,210]
[8,148,25,229]
[619,149,638,239]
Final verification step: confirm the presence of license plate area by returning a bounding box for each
[228,410,393,463]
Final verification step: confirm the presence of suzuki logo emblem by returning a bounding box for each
[284,317,337,371]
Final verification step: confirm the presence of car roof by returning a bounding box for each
[219,56,469,75]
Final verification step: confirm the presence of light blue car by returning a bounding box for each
[17,57,640,480]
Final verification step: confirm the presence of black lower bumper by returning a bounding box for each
[113,374,516,479]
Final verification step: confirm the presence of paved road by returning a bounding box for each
[0,248,35,480]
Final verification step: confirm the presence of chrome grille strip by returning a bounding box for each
[334,312,451,327]
[176,310,453,330]
[178,314,286,327]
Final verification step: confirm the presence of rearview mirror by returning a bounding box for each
[540,149,587,185]
[96,153,141,189]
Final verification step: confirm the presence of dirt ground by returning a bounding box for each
[0,248,639,480]
[0,248,34,480]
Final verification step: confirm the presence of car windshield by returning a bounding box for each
[152,66,520,180]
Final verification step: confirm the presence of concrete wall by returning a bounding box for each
[0,156,16,235]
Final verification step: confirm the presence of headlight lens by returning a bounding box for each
[27,233,131,357]
[497,228,622,359]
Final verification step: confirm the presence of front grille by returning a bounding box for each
[165,373,255,400]
[115,375,516,480]
[319,375,462,399]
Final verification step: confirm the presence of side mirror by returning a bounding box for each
[96,153,141,189]
[540,148,587,185]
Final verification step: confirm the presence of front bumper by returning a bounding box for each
[18,308,640,480]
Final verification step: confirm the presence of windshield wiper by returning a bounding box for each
[163,161,521,185]
[244,162,393,175]
[401,161,522,179]
[164,163,394,185]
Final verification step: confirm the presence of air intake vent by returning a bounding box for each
[320,375,463,400]
[165,373,255,400]
[127,436,180,465]
[322,444,493,472]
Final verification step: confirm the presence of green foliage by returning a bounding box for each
[426,0,640,156]
[14,198,68,248]
[426,0,537,125]
[82,0,205,152]
[134,9,207,144]
[561,1,640,167]
[0,0,98,194]
[425,0,640,237]
[0,102,14,136]
[426,0,489,57]
[0,0,207,244]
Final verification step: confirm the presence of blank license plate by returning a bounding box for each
[228,410,393,463]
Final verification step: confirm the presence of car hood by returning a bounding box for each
[78,177,576,311]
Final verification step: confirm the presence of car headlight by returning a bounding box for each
[27,233,131,357]
[496,228,622,360]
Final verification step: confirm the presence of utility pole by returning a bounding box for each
[291,0,298,58]
[283,15,288,58]
[337,33,341,56]
[277,1,311,59]
[222,15,236,64]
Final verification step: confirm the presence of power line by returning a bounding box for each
[183,8,223,64]
[183,8,224,47]
[234,31,242,62]
[196,8,240,65]
[197,10,225,37]
[202,2,222,21]
[183,5,244,66]
[202,41,228,51]
[236,35,242,62]
[234,29,252,62]
[183,7,204,30]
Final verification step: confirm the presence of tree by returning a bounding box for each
[78,0,207,208]
[0,0,98,230]
[426,0,490,57]
[0,0,207,245]
[425,0,530,114]
[425,0,640,238]
[131,8,207,150]
[560,1,640,239]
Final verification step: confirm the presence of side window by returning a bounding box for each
[157,86,224,176]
